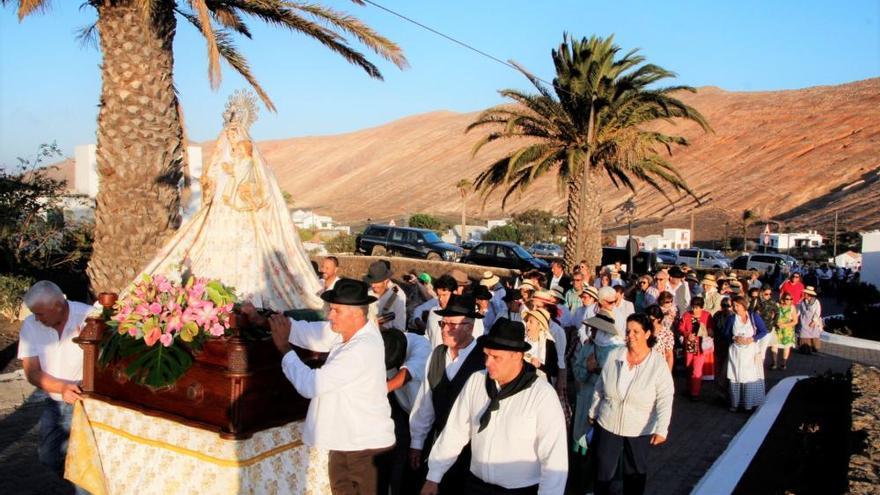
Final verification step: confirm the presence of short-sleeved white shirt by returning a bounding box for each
[17,301,91,401]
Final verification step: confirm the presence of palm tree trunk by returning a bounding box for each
[461,194,467,243]
[580,168,603,272]
[87,2,185,294]
[563,176,581,270]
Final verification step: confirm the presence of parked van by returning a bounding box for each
[675,248,731,269]
[731,253,798,274]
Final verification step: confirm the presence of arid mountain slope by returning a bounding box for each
[54,78,880,240]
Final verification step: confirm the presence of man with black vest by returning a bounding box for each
[409,294,485,492]
[421,318,568,494]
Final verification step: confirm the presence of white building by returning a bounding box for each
[860,231,880,289]
[487,218,511,229]
[832,251,861,269]
[442,224,488,244]
[290,209,350,234]
[615,228,690,251]
[759,231,824,251]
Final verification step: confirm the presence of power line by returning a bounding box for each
[362,0,558,89]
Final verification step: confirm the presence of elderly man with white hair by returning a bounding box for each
[17,280,91,489]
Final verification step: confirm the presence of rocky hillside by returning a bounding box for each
[54,78,880,240]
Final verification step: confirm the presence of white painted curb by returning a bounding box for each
[691,375,808,495]
[820,331,880,352]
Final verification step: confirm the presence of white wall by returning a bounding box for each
[74,144,98,197]
[861,231,880,289]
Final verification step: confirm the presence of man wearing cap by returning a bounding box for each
[686,271,703,298]
[250,278,396,494]
[420,318,569,494]
[500,289,525,323]
[410,294,487,493]
[667,266,691,316]
[449,269,471,295]
[365,260,407,332]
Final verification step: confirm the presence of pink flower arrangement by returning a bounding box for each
[111,274,237,347]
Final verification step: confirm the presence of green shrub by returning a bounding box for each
[0,274,34,321]
[326,233,356,254]
[408,213,444,231]
[483,225,520,242]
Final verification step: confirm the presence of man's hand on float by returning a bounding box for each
[408,448,422,470]
[420,480,439,495]
[240,302,267,327]
[268,314,292,355]
[61,383,82,404]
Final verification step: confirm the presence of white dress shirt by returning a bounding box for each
[426,371,569,493]
[369,281,407,332]
[393,333,432,413]
[409,338,479,449]
[17,301,91,401]
[281,318,395,451]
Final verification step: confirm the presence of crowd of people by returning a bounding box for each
[16,255,828,495]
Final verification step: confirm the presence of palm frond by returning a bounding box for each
[291,1,407,68]
[76,22,99,49]
[14,0,49,20]
[207,1,252,37]
[188,0,223,88]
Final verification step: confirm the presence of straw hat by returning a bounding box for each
[701,276,718,287]
[519,280,538,292]
[803,286,818,297]
[580,286,599,301]
[480,270,501,288]
[549,286,566,301]
[524,308,551,333]
[532,290,557,305]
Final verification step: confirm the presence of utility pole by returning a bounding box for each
[833,211,839,258]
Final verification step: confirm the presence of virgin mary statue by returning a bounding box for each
[136,91,323,310]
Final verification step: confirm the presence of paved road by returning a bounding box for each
[0,342,873,495]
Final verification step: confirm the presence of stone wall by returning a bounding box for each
[849,363,880,493]
[310,255,519,284]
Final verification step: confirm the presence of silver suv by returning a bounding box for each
[676,248,731,269]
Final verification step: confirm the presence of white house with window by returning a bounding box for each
[759,231,824,251]
[615,228,690,251]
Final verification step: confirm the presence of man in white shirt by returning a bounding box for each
[254,278,396,494]
[319,256,341,294]
[365,260,407,332]
[414,275,456,335]
[612,286,635,338]
[479,271,507,322]
[421,318,568,494]
[409,295,486,493]
[17,281,91,488]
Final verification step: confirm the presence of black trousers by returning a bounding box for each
[593,425,649,495]
[464,472,538,495]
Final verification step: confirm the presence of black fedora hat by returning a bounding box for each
[502,289,522,303]
[473,285,493,301]
[434,294,483,319]
[478,317,531,352]
[321,278,377,305]
[363,260,393,284]
[668,266,685,279]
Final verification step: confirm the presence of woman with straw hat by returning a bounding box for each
[523,308,559,381]
[797,286,823,353]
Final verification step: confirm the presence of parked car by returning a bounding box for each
[675,248,731,269]
[355,224,462,261]
[601,247,660,276]
[731,253,798,274]
[655,249,678,264]
[529,242,564,258]
[461,241,550,272]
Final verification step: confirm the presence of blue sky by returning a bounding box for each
[1,0,878,166]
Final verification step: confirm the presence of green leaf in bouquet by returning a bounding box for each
[125,342,193,388]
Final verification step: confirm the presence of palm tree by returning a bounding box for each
[456,178,471,243]
[468,34,710,270]
[4,0,407,293]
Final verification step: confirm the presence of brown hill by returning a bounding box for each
[56,79,880,241]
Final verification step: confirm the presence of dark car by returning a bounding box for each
[355,224,462,261]
[601,247,660,275]
[461,241,550,272]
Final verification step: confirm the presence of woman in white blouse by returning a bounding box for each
[588,313,674,495]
